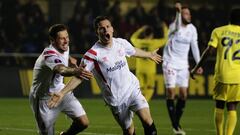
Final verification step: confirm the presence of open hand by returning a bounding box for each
[150,49,163,64]
[190,67,203,80]
[175,2,182,12]
[76,65,93,80]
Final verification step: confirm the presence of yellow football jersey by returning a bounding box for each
[208,24,240,83]
[130,24,168,73]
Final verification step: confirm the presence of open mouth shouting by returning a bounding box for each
[105,33,110,40]
[100,33,111,44]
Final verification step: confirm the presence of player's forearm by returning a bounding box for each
[54,65,79,76]
[193,46,210,70]
[169,12,181,36]
[175,12,181,31]
[130,27,145,46]
[133,47,151,58]
[60,76,83,95]
[69,56,78,68]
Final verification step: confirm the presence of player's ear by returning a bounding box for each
[111,26,114,34]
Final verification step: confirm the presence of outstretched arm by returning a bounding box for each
[53,64,93,80]
[133,47,162,64]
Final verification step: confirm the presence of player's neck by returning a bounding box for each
[52,44,65,54]
[182,21,190,27]
[98,40,113,48]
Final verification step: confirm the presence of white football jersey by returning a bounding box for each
[163,21,200,69]
[81,38,139,106]
[30,45,69,99]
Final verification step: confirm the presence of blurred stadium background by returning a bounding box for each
[0,0,240,135]
[2,0,239,98]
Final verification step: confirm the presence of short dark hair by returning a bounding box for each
[93,16,110,33]
[182,6,189,10]
[230,8,240,25]
[49,24,68,41]
[139,25,153,39]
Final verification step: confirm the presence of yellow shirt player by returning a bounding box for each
[130,24,168,101]
[191,8,240,135]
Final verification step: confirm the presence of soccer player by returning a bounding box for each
[130,24,167,101]
[162,3,203,135]
[29,24,93,135]
[48,16,161,135]
[191,8,240,135]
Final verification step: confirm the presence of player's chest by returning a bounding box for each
[175,29,192,43]
[97,48,126,67]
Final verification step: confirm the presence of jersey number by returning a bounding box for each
[222,37,240,60]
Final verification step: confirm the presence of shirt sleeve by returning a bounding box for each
[45,55,65,70]
[208,28,218,48]
[190,26,201,63]
[168,12,182,37]
[122,39,136,57]
[81,52,96,72]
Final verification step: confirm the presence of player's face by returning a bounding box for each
[54,30,69,53]
[96,19,114,45]
[182,8,191,24]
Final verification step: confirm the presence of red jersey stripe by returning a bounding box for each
[93,60,107,83]
[44,50,57,55]
[88,49,97,56]
[83,55,94,62]
[44,56,52,60]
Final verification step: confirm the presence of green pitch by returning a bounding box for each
[0,98,239,135]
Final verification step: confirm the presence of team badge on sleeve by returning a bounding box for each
[54,59,62,63]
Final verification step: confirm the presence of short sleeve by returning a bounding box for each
[45,55,65,70]
[191,26,198,43]
[208,29,218,48]
[121,39,136,57]
[80,50,96,71]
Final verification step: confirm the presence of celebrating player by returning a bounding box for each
[29,24,93,135]
[162,2,203,135]
[191,8,240,135]
[48,16,162,135]
[130,24,167,101]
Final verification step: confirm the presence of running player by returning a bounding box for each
[48,16,161,135]
[29,24,93,135]
[191,8,240,135]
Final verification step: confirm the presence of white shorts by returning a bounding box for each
[162,64,189,88]
[109,89,149,130]
[29,92,86,135]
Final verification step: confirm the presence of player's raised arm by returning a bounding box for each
[169,2,182,36]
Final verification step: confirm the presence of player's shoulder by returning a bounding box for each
[217,24,233,30]
[84,44,98,58]
[212,25,229,34]
[42,45,59,56]
[113,37,128,43]
[188,24,197,31]
[113,37,132,48]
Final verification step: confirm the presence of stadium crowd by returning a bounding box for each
[0,0,233,67]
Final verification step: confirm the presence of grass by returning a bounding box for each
[0,98,239,135]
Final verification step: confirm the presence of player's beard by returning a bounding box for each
[182,18,191,25]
